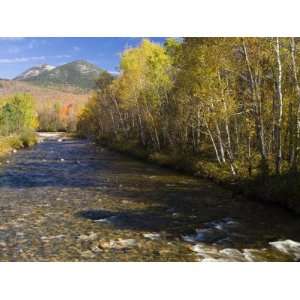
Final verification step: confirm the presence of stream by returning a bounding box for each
[0,133,299,261]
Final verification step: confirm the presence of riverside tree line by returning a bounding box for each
[0,94,82,134]
[78,37,300,184]
[0,92,80,153]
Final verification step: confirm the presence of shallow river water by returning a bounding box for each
[0,133,300,261]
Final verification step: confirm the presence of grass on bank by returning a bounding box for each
[0,130,37,159]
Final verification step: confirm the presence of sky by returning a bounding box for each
[0,37,166,79]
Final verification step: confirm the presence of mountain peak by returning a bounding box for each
[14,64,55,80]
[14,60,104,90]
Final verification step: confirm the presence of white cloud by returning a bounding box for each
[1,39,48,55]
[0,37,25,41]
[0,56,46,63]
[0,54,72,64]
[54,54,71,58]
[108,70,120,75]
[73,46,80,52]
[26,39,49,49]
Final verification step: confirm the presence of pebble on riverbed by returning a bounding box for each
[78,232,98,241]
[98,238,138,250]
[143,233,161,240]
[40,234,65,242]
[81,250,95,258]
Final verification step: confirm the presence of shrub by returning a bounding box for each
[19,130,37,147]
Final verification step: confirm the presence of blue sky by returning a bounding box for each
[0,37,166,79]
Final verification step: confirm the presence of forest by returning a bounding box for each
[77,37,300,212]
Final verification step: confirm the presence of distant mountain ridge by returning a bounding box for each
[14,60,104,90]
[14,64,55,81]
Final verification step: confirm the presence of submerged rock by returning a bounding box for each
[204,218,239,231]
[182,217,239,245]
[213,237,234,248]
[94,215,119,225]
[166,208,176,213]
[182,228,226,243]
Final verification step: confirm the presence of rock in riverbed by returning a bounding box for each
[189,239,300,262]
[183,228,226,243]
[98,238,137,250]
[269,239,300,260]
[78,232,98,241]
[182,217,239,244]
[143,233,161,240]
[81,250,95,258]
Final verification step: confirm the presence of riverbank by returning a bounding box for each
[94,138,300,215]
[0,131,37,161]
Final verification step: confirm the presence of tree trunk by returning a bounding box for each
[274,37,283,175]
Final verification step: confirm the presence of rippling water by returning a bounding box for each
[0,134,299,261]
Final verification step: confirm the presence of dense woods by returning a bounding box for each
[78,38,300,211]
